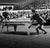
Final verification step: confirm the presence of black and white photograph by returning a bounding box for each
[0,0,50,48]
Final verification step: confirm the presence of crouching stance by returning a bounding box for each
[28,9,47,35]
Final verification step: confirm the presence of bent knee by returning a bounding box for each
[36,24,40,28]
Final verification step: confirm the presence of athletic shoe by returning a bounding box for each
[28,26,31,29]
[44,32,47,35]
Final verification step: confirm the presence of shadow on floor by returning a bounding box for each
[30,32,43,35]
[2,31,28,35]
[0,31,43,36]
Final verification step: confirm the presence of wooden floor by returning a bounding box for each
[0,24,50,48]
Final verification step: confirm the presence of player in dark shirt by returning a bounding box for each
[28,9,47,35]
[2,9,9,20]
[2,12,8,19]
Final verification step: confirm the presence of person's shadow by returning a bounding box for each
[2,31,28,35]
[30,32,43,35]
[1,31,44,36]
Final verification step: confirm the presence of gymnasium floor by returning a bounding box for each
[0,23,50,48]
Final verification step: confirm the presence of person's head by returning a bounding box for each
[32,9,36,15]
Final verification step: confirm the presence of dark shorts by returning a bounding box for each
[37,20,43,25]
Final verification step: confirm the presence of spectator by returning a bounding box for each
[2,9,9,20]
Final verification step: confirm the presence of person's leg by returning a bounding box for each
[28,20,33,29]
[36,24,40,34]
[28,24,32,29]
[39,25,47,34]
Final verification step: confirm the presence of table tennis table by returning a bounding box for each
[1,19,31,32]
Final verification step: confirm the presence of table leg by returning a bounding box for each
[14,25,17,32]
[7,25,9,32]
